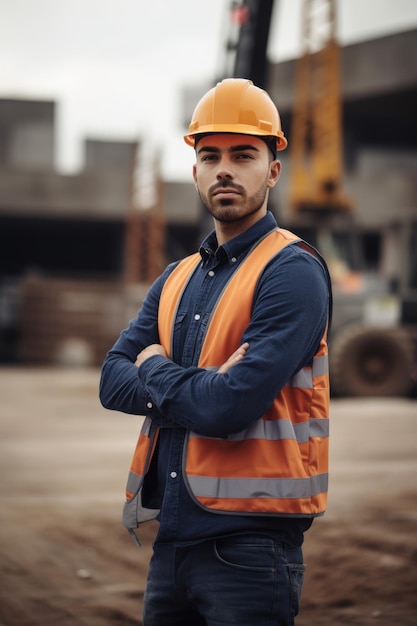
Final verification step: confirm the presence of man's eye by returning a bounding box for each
[201,154,217,162]
[236,153,252,159]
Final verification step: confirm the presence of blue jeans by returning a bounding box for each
[143,534,306,625]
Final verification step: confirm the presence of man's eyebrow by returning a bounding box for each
[197,144,260,155]
[197,146,219,155]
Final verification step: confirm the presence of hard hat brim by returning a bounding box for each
[184,126,287,151]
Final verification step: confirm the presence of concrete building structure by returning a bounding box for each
[0,98,55,171]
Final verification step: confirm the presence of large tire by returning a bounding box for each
[330,324,413,397]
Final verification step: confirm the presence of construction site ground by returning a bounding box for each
[1,367,416,625]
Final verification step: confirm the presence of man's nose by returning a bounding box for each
[216,159,234,180]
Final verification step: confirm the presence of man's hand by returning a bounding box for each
[217,342,249,374]
[135,344,167,368]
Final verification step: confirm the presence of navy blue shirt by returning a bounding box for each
[100,212,331,546]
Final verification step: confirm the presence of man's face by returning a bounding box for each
[193,134,280,225]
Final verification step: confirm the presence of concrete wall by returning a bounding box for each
[84,139,137,172]
[0,169,131,219]
[0,99,55,170]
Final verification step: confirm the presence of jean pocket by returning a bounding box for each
[287,562,306,617]
[214,535,276,572]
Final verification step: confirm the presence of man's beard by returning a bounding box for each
[197,179,269,224]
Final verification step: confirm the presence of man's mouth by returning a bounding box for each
[212,188,241,197]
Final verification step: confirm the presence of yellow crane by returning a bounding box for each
[288,0,351,216]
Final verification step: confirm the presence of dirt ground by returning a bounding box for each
[0,367,416,626]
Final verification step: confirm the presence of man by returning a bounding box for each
[100,78,331,626]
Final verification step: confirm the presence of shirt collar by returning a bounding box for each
[199,212,278,265]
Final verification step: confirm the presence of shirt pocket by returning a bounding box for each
[172,309,188,361]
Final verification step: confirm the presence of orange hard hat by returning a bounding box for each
[184,78,287,151]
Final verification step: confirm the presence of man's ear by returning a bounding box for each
[192,163,198,188]
[267,160,281,189]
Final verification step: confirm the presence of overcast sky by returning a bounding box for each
[1,0,417,180]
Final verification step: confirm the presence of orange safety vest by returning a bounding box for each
[123,228,330,533]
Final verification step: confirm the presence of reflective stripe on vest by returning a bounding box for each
[158,228,330,517]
